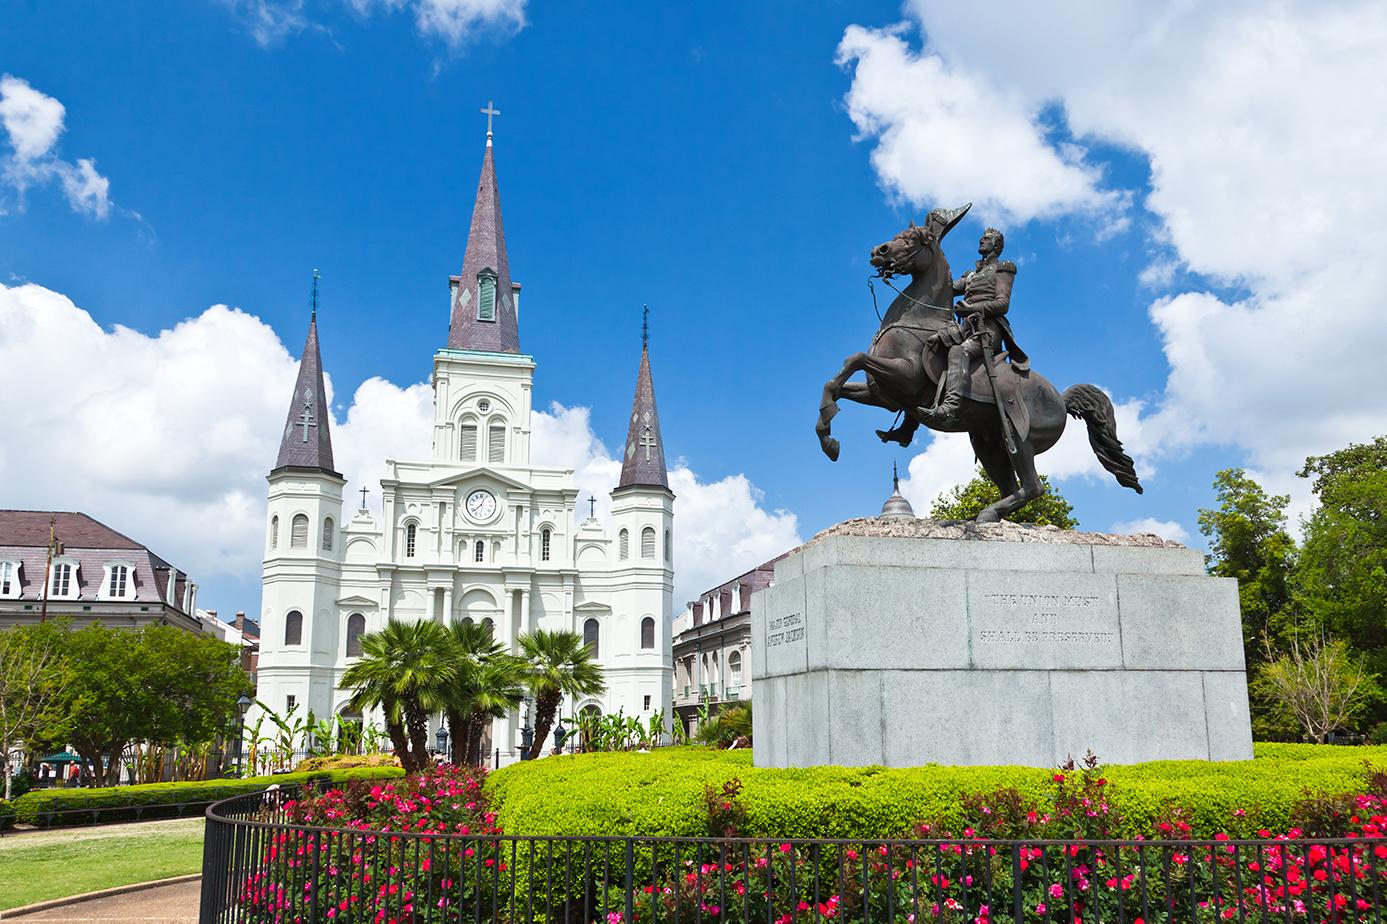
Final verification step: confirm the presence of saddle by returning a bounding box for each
[923,343,1033,442]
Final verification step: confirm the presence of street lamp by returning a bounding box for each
[235,694,253,778]
[553,718,567,753]
[435,726,450,761]
[519,698,534,760]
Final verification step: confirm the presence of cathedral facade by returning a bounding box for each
[252,131,674,761]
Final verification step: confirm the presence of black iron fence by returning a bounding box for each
[201,788,1387,923]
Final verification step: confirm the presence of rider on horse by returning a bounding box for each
[918,227,1029,427]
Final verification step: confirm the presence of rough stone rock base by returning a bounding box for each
[750,523,1253,768]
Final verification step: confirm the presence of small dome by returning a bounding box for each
[879,464,915,520]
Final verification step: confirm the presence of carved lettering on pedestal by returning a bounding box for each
[766,612,805,649]
[971,583,1120,665]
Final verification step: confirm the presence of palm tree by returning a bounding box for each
[518,628,606,760]
[442,620,527,765]
[340,618,457,772]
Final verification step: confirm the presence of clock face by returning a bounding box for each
[465,489,498,522]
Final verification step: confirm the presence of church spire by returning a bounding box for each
[618,306,669,490]
[448,106,519,353]
[274,275,338,476]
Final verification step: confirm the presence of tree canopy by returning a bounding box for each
[929,467,1079,529]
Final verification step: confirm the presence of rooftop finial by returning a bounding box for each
[311,268,320,321]
[480,100,500,146]
[893,461,900,492]
[642,304,649,349]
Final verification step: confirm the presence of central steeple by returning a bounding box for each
[448,109,520,353]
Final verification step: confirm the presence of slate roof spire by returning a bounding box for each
[274,274,339,476]
[448,118,520,353]
[618,306,669,490]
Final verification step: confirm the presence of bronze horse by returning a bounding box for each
[815,204,1142,523]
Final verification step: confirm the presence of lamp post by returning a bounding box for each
[234,694,253,778]
[553,718,567,754]
[435,726,450,763]
[519,698,534,760]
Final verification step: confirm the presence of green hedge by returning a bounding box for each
[11,766,404,826]
[0,798,14,830]
[485,744,1387,840]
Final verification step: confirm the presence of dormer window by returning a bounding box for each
[50,561,76,599]
[101,562,133,601]
[0,561,18,598]
[477,270,497,322]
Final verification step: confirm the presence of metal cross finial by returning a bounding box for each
[480,100,501,140]
[588,495,596,519]
[359,486,369,510]
[311,269,320,321]
[642,304,649,349]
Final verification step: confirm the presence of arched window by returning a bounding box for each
[618,529,629,560]
[346,613,365,657]
[488,420,506,463]
[270,515,279,550]
[477,270,497,321]
[290,514,309,549]
[285,610,303,646]
[51,562,74,598]
[108,564,129,599]
[460,421,479,461]
[664,529,671,562]
[540,528,551,562]
[474,539,485,563]
[322,517,334,551]
[583,617,600,659]
[405,523,417,558]
[728,650,743,689]
[641,526,656,559]
[481,617,494,638]
[640,616,655,650]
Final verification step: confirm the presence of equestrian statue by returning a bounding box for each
[814,203,1143,523]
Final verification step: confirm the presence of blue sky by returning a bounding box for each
[3,0,1380,617]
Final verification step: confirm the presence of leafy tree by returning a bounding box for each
[929,466,1078,528]
[518,629,605,760]
[1253,634,1379,743]
[1295,438,1387,661]
[1197,468,1298,667]
[41,623,248,786]
[0,623,65,800]
[341,618,456,773]
[442,620,527,766]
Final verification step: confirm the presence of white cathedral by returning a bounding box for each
[252,127,674,762]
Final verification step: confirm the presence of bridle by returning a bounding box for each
[872,228,956,315]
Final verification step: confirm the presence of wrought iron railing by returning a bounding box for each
[200,787,1387,922]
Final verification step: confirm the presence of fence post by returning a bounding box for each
[624,838,635,923]
[1012,844,1024,923]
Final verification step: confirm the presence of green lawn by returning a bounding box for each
[0,817,204,910]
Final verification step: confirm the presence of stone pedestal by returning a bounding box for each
[750,521,1253,768]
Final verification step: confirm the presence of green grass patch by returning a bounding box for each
[485,743,1387,840]
[0,818,204,910]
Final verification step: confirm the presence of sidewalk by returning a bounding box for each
[1,879,200,922]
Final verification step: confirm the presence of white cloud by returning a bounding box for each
[1,280,796,612]
[1110,517,1189,544]
[841,1,1387,513]
[232,0,526,48]
[0,76,111,219]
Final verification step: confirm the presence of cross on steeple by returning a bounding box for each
[359,486,369,510]
[642,304,649,349]
[480,100,500,142]
[311,268,320,321]
[639,426,657,461]
[297,405,317,443]
[588,495,596,519]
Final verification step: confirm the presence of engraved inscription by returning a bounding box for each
[766,612,805,649]
[977,592,1110,647]
[969,576,1121,669]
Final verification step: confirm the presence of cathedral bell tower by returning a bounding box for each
[259,272,345,720]
[607,308,675,721]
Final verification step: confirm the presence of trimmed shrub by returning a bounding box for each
[485,743,1387,840]
[293,752,399,773]
[11,765,404,826]
[0,798,15,830]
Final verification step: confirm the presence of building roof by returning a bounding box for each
[448,138,520,353]
[0,510,142,550]
[617,337,669,490]
[273,310,339,476]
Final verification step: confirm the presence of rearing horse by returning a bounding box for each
[814,204,1143,523]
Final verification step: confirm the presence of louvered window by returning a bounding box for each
[346,613,365,657]
[640,616,655,650]
[322,517,334,551]
[290,514,309,549]
[460,424,478,461]
[641,527,656,559]
[488,424,505,463]
[664,529,671,562]
[583,618,600,659]
[478,272,496,321]
[285,610,303,646]
[270,516,279,549]
[618,529,629,560]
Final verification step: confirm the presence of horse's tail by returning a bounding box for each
[1062,384,1143,494]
